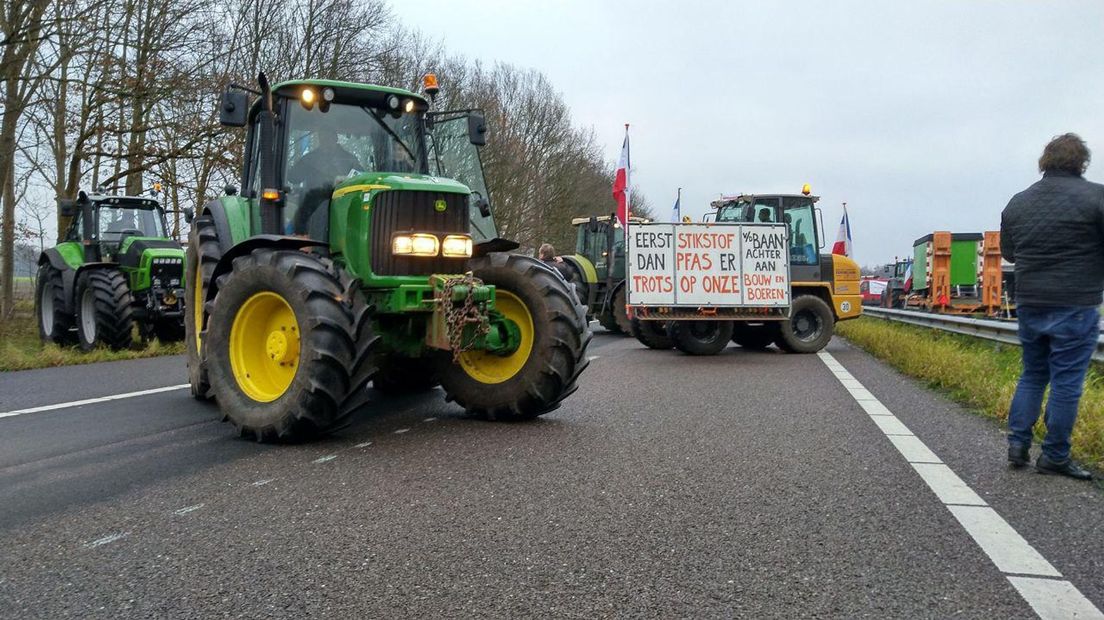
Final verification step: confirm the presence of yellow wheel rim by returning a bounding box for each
[459,291,534,384]
[229,291,300,402]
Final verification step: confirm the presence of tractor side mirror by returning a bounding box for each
[58,199,76,217]
[467,112,487,146]
[219,90,249,127]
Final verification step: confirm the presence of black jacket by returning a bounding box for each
[1001,171,1104,307]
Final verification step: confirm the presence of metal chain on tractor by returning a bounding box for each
[440,274,490,362]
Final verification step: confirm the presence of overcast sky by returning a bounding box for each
[392,0,1104,266]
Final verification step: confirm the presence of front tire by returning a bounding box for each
[436,253,591,421]
[775,294,834,353]
[75,268,134,351]
[36,263,75,345]
[669,320,733,356]
[206,249,378,442]
[630,316,674,349]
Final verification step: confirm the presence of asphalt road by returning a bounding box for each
[1,331,1102,619]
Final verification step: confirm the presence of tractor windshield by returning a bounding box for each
[285,101,422,184]
[97,206,166,241]
[428,114,498,243]
[716,200,755,223]
[283,101,424,235]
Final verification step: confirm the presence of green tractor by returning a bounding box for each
[559,214,649,334]
[36,191,186,350]
[187,74,590,441]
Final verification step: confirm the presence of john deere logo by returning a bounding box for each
[434,199,447,213]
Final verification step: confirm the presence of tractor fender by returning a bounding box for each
[198,198,237,255]
[207,235,329,304]
[599,279,627,316]
[38,249,79,313]
[39,248,70,272]
[558,255,593,308]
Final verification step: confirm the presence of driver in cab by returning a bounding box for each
[287,129,363,234]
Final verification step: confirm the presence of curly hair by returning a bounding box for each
[1039,133,1091,175]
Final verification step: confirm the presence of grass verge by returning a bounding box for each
[0,299,184,372]
[837,316,1104,469]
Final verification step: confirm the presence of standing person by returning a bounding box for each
[1002,133,1104,480]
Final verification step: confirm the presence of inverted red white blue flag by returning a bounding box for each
[832,205,852,257]
[612,126,630,227]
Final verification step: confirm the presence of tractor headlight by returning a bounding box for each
[441,235,473,258]
[392,233,439,256]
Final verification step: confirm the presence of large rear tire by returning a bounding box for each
[774,294,834,354]
[35,263,75,345]
[669,320,733,356]
[630,316,674,349]
[206,249,378,442]
[185,215,222,400]
[75,268,134,351]
[436,253,590,421]
[731,322,778,350]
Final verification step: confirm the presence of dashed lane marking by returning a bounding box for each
[819,351,1102,619]
[422,418,437,423]
[587,355,601,361]
[0,385,190,419]
[394,428,410,434]
[354,442,372,448]
[84,532,129,549]
[312,455,337,464]
[173,504,205,516]
[252,479,275,486]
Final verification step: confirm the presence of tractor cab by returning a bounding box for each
[61,193,169,263]
[221,79,500,257]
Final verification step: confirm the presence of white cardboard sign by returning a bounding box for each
[626,223,790,307]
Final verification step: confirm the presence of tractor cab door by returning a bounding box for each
[428,114,498,244]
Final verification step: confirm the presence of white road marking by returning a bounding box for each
[0,384,189,419]
[422,418,437,423]
[869,415,912,436]
[313,455,337,464]
[885,435,943,464]
[818,350,1101,618]
[354,442,372,448]
[252,479,275,486]
[394,428,410,434]
[173,504,205,516]
[587,355,601,361]
[947,506,1057,576]
[1008,576,1104,620]
[911,463,987,506]
[84,532,129,548]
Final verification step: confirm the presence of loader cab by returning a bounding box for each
[574,216,622,280]
[713,193,821,269]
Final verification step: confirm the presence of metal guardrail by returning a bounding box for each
[862,306,1104,363]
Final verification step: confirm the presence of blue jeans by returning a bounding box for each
[1007,305,1100,461]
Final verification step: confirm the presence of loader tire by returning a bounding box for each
[669,320,733,356]
[630,317,674,350]
[206,249,379,442]
[436,253,591,422]
[36,263,75,345]
[185,215,222,400]
[76,268,135,351]
[774,294,834,354]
